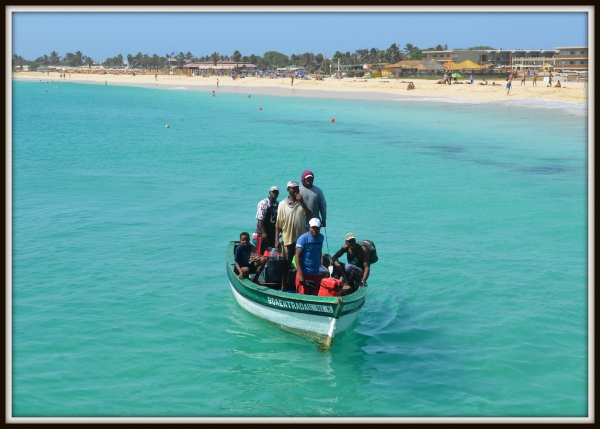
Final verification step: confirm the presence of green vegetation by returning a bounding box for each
[12,42,469,73]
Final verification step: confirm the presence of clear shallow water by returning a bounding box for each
[11,80,588,418]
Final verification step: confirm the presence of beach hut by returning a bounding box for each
[453,59,486,71]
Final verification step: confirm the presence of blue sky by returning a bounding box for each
[11,9,589,62]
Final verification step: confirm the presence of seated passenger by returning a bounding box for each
[235,231,266,284]
[331,233,371,292]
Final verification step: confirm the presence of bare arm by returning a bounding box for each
[295,193,313,219]
[331,245,348,264]
[360,245,371,285]
[295,247,304,284]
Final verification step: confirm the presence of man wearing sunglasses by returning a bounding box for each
[254,186,280,255]
[274,181,313,291]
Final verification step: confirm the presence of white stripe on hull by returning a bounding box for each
[229,282,359,341]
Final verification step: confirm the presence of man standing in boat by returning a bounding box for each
[331,233,371,292]
[295,218,325,295]
[299,170,327,227]
[274,181,313,291]
[254,186,279,254]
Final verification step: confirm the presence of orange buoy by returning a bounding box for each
[331,118,335,122]
[259,107,262,110]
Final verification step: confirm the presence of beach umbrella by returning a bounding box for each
[451,72,464,78]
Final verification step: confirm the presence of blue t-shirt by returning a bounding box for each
[234,244,253,268]
[295,231,324,275]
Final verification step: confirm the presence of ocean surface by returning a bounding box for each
[11,80,589,419]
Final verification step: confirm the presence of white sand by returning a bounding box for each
[14,72,588,103]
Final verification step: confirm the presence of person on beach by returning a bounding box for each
[217,78,219,88]
[554,81,562,88]
[299,170,327,228]
[155,74,157,81]
[331,233,371,292]
[533,73,537,87]
[235,232,266,284]
[407,82,415,90]
[295,218,325,295]
[254,186,280,255]
[521,72,526,86]
[548,71,553,87]
[443,72,448,85]
[291,74,294,86]
[212,91,215,97]
[470,75,474,84]
[395,72,400,82]
[506,73,513,95]
[274,181,313,291]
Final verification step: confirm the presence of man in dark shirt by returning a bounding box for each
[235,232,266,284]
[331,233,371,291]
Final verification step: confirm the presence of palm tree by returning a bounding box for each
[49,51,61,65]
[232,50,241,72]
[211,52,219,67]
[84,56,94,68]
[404,43,414,56]
[12,54,25,68]
[74,51,84,66]
[387,43,400,63]
[134,52,143,69]
[64,52,75,66]
[300,52,316,72]
[185,51,193,63]
[116,54,123,68]
[127,54,133,69]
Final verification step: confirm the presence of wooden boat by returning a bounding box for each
[226,240,367,349]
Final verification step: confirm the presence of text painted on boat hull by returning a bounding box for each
[267,297,334,314]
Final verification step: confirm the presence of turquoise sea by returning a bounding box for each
[11,80,589,419]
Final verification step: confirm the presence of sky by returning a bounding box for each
[10,8,590,62]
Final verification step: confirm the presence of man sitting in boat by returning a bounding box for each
[331,233,371,292]
[234,232,266,284]
[295,218,325,295]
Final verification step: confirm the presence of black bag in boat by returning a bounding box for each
[258,257,287,283]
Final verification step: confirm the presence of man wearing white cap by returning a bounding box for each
[274,181,313,291]
[254,186,280,254]
[295,218,325,295]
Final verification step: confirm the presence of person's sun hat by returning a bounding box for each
[345,233,356,241]
[309,218,322,228]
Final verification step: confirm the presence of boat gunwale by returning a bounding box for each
[226,241,367,312]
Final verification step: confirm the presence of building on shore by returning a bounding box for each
[552,46,588,73]
[422,48,579,72]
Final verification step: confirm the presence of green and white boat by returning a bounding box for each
[226,240,368,349]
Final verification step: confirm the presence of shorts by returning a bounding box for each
[281,243,296,261]
[295,272,321,295]
[506,83,511,89]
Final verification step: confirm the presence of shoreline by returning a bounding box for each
[13,72,588,104]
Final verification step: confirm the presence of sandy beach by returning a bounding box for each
[14,72,588,103]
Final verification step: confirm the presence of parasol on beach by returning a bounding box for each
[451,72,464,78]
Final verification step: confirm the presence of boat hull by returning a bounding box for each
[226,241,367,347]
